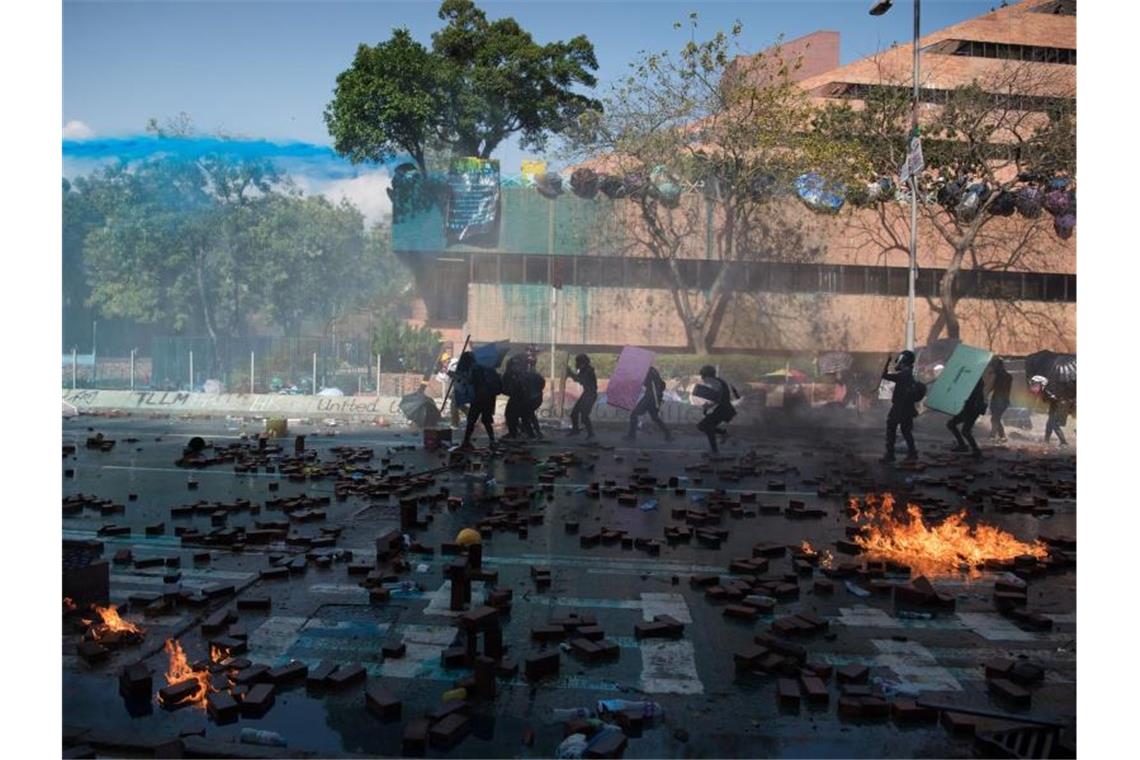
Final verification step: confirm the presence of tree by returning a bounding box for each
[564,18,855,354]
[371,315,442,375]
[325,0,600,174]
[812,60,1076,347]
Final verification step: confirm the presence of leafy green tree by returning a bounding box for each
[325,0,600,173]
[370,315,442,375]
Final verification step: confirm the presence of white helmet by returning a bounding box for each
[1030,375,1049,386]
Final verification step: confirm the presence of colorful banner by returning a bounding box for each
[446,157,501,247]
[605,346,656,411]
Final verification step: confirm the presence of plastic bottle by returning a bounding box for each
[596,699,665,721]
[557,733,589,759]
[550,707,593,721]
[845,581,872,598]
[240,728,287,747]
[897,610,933,620]
[639,499,659,512]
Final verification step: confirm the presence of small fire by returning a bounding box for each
[86,604,145,644]
[210,644,230,664]
[161,638,211,708]
[850,493,1048,576]
[799,541,835,570]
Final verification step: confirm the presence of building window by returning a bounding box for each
[525,255,549,284]
[576,257,605,287]
[472,254,498,284]
[500,255,524,285]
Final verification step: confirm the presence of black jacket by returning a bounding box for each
[883,366,917,416]
[569,364,597,394]
[644,367,665,405]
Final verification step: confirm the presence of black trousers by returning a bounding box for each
[990,401,1008,439]
[504,394,527,436]
[463,397,496,444]
[885,407,916,457]
[524,396,543,438]
[628,395,670,439]
[948,407,983,452]
[698,405,734,452]
[1045,407,1068,444]
[570,391,597,436]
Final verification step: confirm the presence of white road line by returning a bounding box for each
[638,640,704,694]
[423,580,487,617]
[872,639,963,693]
[378,624,458,678]
[246,616,308,662]
[639,592,692,623]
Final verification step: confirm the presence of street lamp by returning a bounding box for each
[870,0,920,352]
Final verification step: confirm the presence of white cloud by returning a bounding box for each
[62,120,95,140]
[297,169,392,227]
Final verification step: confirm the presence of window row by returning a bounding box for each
[467,254,1076,303]
[932,39,1076,65]
[834,83,1072,114]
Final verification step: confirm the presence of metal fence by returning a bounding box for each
[62,335,405,394]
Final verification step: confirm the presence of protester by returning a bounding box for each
[696,365,736,454]
[565,353,597,441]
[522,346,545,439]
[988,357,1012,442]
[947,377,987,457]
[880,350,920,463]
[624,365,671,443]
[1037,376,1071,447]
[501,354,530,440]
[450,351,501,449]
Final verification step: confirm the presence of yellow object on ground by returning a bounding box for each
[456,528,482,546]
[265,418,288,437]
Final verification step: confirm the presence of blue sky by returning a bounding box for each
[62,0,996,221]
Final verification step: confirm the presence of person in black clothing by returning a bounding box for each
[624,366,672,443]
[1041,379,1070,447]
[881,350,919,463]
[947,377,987,457]
[988,357,1012,442]
[522,368,546,439]
[566,354,597,440]
[450,351,500,449]
[696,365,735,453]
[501,354,529,440]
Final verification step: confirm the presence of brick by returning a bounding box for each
[524,651,560,681]
[402,717,430,756]
[800,675,829,705]
[777,678,801,708]
[118,662,152,699]
[569,638,602,660]
[890,698,937,723]
[327,663,366,689]
[382,640,406,659]
[242,683,276,716]
[584,730,628,758]
[531,625,567,642]
[365,682,402,720]
[988,678,1032,707]
[307,660,338,687]
[724,604,759,621]
[594,639,620,660]
[207,691,239,723]
[1009,661,1045,686]
[236,596,271,611]
[813,579,835,595]
[473,656,497,699]
[983,658,1015,680]
[267,661,308,684]
[940,710,980,736]
[442,646,468,668]
[734,644,768,669]
[429,713,471,750]
[575,624,605,641]
[232,664,270,685]
[858,696,890,719]
[159,678,200,707]
[76,640,109,665]
[836,664,869,684]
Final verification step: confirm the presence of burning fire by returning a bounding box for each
[799,540,835,570]
[161,638,211,708]
[850,493,1048,576]
[86,604,145,644]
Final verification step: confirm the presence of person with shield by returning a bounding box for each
[880,350,920,463]
[450,351,502,449]
[624,365,672,443]
[565,354,597,441]
[947,377,987,458]
[696,365,735,453]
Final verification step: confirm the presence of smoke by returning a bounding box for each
[62,134,393,225]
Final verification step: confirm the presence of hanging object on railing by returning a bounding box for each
[534,172,564,199]
[988,189,1017,216]
[598,174,627,199]
[570,167,599,199]
[1015,185,1043,218]
[649,166,682,207]
[793,172,845,213]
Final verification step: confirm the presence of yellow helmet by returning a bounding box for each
[455,528,482,546]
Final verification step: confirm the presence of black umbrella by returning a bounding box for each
[1024,350,1076,399]
[400,391,442,429]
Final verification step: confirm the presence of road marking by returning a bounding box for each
[423,580,486,617]
[247,616,308,663]
[872,639,963,693]
[955,612,1038,641]
[638,640,703,694]
[639,592,692,623]
[308,584,370,603]
[377,624,457,678]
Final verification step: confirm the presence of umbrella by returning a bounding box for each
[473,340,511,369]
[760,368,809,383]
[317,387,345,397]
[400,391,442,429]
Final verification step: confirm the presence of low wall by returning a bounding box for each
[62,388,715,426]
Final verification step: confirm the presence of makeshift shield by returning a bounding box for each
[606,347,656,411]
[399,391,442,429]
[924,344,994,415]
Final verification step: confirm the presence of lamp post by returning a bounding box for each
[870,0,920,352]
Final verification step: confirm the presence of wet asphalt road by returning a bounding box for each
[61,409,1076,758]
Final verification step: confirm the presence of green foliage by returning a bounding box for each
[371,316,443,375]
[325,0,600,172]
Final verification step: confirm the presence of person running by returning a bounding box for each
[696,365,735,454]
[624,365,671,443]
[450,351,501,449]
[988,357,1012,442]
[880,350,919,463]
[522,366,546,440]
[565,354,597,441]
[947,377,987,458]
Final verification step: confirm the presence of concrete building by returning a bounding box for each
[394,0,1075,361]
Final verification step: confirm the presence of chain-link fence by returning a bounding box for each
[62,334,413,394]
